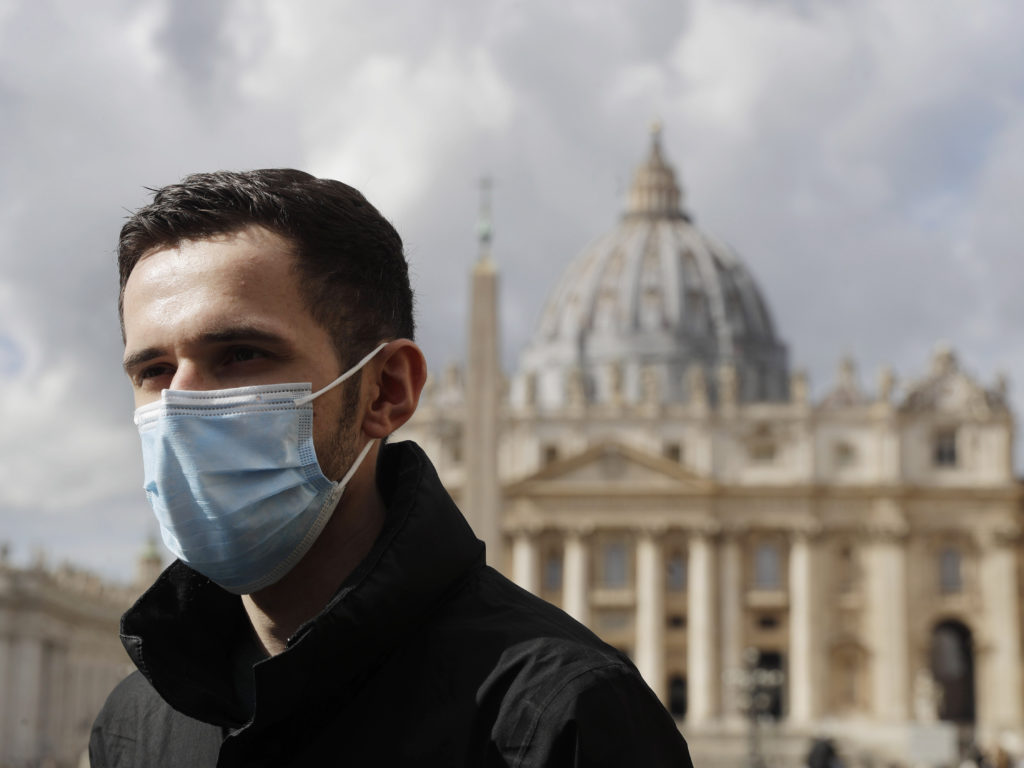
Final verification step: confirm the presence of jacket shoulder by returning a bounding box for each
[454,571,692,768]
[484,641,692,768]
[90,671,221,768]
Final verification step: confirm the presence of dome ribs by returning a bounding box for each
[513,130,790,411]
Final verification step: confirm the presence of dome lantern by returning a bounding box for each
[624,123,688,222]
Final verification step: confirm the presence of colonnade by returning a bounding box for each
[509,522,1024,732]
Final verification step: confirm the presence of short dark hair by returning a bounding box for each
[117,169,415,366]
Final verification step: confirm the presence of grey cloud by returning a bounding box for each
[1,0,1023,580]
[155,0,232,95]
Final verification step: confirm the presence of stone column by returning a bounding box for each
[719,530,745,724]
[10,635,43,763]
[864,509,909,721]
[687,528,717,724]
[978,525,1023,731]
[511,530,539,595]
[0,629,10,760]
[45,642,68,762]
[564,529,591,626]
[636,528,667,703]
[788,528,819,723]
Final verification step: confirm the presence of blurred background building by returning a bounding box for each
[0,545,157,767]
[397,129,1023,766]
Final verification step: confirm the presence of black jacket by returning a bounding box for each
[90,441,693,767]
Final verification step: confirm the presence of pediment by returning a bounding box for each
[900,349,1006,417]
[505,440,712,498]
[902,371,999,417]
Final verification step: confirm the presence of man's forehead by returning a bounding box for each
[122,229,314,341]
[136,225,296,266]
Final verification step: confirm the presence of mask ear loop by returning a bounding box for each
[293,342,388,407]
[336,438,376,489]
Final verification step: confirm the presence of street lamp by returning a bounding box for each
[736,647,785,768]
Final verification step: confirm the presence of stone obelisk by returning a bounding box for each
[464,178,501,565]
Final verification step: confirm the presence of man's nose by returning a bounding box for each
[169,361,213,391]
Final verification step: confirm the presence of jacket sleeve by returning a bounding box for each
[512,663,694,768]
[88,671,222,768]
[89,685,136,768]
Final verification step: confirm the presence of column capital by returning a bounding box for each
[719,522,749,543]
[508,520,545,537]
[563,522,596,540]
[788,522,824,543]
[687,521,722,541]
[637,521,671,539]
[974,522,1021,550]
[861,520,909,544]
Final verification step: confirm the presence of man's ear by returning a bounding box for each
[361,339,428,439]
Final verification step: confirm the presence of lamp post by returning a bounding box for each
[736,647,785,768]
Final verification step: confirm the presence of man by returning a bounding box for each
[90,169,693,767]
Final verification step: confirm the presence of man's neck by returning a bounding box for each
[241,471,387,656]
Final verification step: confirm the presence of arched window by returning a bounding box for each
[836,544,858,594]
[931,620,975,722]
[663,442,683,463]
[933,429,958,467]
[666,551,687,591]
[541,443,559,466]
[668,675,687,717]
[834,441,857,468]
[939,548,963,594]
[754,543,781,590]
[602,540,628,588]
[542,551,563,592]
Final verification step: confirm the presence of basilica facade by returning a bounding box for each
[397,130,1023,765]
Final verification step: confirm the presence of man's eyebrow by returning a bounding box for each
[122,347,163,373]
[122,327,290,373]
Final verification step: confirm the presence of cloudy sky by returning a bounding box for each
[1,0,1022,582]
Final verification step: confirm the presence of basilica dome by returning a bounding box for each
[513,128,789,410]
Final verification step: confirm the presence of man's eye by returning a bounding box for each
[137,364,172,382]
[226,347,266,364]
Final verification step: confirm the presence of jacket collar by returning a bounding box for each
[121,440,485,729]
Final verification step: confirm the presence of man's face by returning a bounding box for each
[121,225,360,480]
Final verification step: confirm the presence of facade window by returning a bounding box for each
[757,614,780,630]
[667,614,686,629]
[542,552,563,592]
[667,552,687,591]
[668,675,688,717]
[837,544,858,594]
[834,441,857,468]
[748,423,778,463]
[754,543,781,590]
[542,443,559,466]
[933,429,957,467]
[663,442,683,463]
[939,548,963,594]
[602,539,629,588]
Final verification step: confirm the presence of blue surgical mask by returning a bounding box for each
[133,343,387,595]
